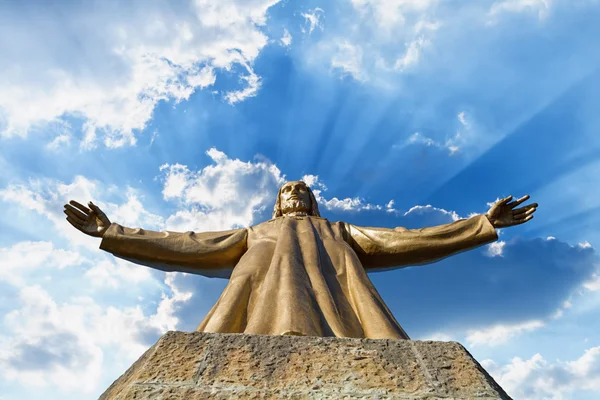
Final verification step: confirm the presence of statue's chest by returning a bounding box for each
[248,217,345,247]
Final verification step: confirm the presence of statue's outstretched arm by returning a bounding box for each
[64,200,247,278]
[346,194,537,271]
[346,214,498,270]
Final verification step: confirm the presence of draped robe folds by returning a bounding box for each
[100,215,498,340]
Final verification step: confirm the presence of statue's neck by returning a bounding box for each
[283,211,309,217]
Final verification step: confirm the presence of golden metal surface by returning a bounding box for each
[64,182,537,339]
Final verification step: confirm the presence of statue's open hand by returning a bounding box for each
[63,200,111,238]
[486,195,538,229]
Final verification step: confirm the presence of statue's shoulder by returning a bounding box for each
[309,217,350,231]
[254,216,331,224]
[326,219,349,227]
[253,216,344,226]
[249,219,277,229]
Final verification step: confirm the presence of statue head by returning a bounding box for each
[272,181,321,218]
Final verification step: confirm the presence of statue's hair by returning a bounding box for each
[272,182,321,219]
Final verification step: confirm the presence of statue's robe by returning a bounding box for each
[100,214,497,339]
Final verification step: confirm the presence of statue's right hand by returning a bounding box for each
[63,200,111,238]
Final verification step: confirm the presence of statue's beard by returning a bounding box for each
[281,199,311,215]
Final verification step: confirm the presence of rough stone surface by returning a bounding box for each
[100,331,511,400]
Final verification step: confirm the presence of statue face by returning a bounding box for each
[279,181,312,215]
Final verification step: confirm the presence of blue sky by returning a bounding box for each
[1,0,600,398]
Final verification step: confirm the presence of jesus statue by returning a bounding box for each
[64,181,537,340]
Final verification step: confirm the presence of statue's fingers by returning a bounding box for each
[64,208,85,224]
[514,207,536,218]
[89,202,111,224]
[88,201,105,216]
[66,216,83,230]
[65,204,88,221]
[69,200,91,214]
[513,203,538,216]
[515,214,534,224]
[509,195,530,208]
[499,195,513,205]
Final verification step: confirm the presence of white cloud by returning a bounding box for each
[551,298,575,319]
[331,40,366,81]
[302,8,433,85]
[160,163,190,199]
[0,242,84,287]
[420,332,454,341]
[303,0,442,83]
[223,62,262,104]
[403,204,461,221]
[160,148,285,231]
[487,240,506,257]
[0,176,165,249]
[447,145,460,155]
[414,19,442,33]
[407,132,439,147]
[0,170,202,397]
[46,134,71,150]
[397,129,470,155]
[152,272,193,330]
[107,191,165,230]
[487,198,503,208]
[301,174,326,190]
[443,111,479,154]
[0,279,191,395]
[301,175,388,213]
[0,0,282,147]
[351,0,438,33]
[386,200,395,212]
[583,273,600,291]
[43,120,73,150]
[489,0,552,21]
[320,196,373,212]
[0,286,103,392]
[301,8,325,34]
[394,37,430,72]
[84,259,152,289]
[281,28,292,47]
[300,174,467,219]
[299,174,465,220]
[485,346,600,399]
[465,320,545,347]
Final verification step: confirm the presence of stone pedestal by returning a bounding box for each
[100,331,511,399]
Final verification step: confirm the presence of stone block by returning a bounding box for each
[100,331,511,400]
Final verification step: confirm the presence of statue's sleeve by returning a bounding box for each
[345,214,498,270]
[99,223,248,278]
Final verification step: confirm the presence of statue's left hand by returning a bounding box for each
[63,200,111,237]
[486,195,538,228]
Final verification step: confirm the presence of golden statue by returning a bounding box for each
[64,181,537,340]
